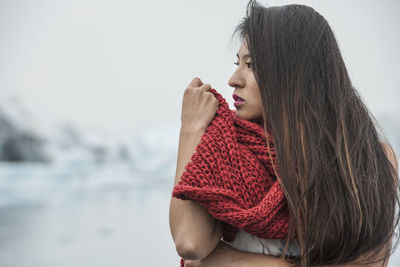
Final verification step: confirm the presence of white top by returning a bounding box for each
[227,228,301,256]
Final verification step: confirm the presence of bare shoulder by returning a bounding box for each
[380,142,399,174]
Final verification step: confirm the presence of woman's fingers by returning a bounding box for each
[199,83,211,92]
[181,77,218,132]
[187,77,212,92]
[188,77,203,88]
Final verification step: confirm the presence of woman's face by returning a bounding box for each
[228,40,263,124]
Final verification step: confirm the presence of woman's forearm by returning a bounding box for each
[169,128,222,260]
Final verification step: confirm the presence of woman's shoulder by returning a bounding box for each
[380,142,399,174]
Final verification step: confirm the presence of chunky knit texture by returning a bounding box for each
[172,88,291,266]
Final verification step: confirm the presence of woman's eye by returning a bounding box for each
[234,61,253,68]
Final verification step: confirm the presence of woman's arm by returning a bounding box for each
[169,127,223,260]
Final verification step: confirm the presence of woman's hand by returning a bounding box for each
[183,240,242,267]
[181,77,218,133]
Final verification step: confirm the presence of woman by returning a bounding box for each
[169,1,400,266]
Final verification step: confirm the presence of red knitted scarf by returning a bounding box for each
[172,88,291,265]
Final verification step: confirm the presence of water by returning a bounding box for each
[0,161,180,267]
[0,154,400,266]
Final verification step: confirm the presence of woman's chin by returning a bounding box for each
[233,109,243,118]
[234,110,263,125]
[234,110,249,120]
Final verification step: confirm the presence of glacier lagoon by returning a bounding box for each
[0,160,180,267]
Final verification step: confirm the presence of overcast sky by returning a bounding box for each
[0,0,399,135]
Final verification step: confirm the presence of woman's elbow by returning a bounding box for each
[174,221,223,260]
[175,239,209,260]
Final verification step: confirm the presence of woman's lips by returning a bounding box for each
[234,100,245,107]
[233,94,244,107]
[233,93,244,101]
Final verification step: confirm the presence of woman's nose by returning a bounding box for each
[228,70,244,89]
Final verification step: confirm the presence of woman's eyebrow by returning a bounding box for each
[236,53,251,59]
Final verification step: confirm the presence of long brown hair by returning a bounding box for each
[231,1,400,266]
